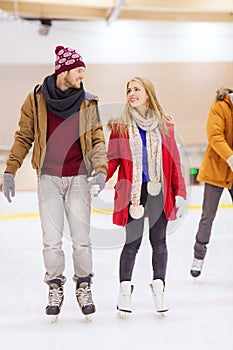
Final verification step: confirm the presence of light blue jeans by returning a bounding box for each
[37,174,92,284]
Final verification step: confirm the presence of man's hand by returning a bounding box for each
[87,172,106,197]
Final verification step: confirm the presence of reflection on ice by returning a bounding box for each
[0,186,232,350]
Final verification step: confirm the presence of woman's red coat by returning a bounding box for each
[106,122,186,227]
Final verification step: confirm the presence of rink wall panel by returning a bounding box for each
[1,61,233,189]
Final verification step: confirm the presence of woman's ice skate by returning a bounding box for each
[117,281,134,318]
[150,279,169,316]
[190,257,204,278]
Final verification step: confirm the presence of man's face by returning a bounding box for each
[64,67,86,89]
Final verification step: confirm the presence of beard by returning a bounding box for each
[64,72,81,89]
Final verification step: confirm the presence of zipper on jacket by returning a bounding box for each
[33,84,42,174]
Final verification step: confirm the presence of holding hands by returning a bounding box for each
[87,172,106,197]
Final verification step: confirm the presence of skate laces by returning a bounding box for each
[191,258,204,271]
[48,286,63,307]
[76,282,93,307]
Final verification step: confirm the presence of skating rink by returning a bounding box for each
[0,185,232,350]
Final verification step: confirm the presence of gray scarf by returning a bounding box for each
[41,74,85,119]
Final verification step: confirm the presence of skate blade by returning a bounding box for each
[117,310,131,319]
[50,315,59,323]
[85,314,93,322]
[157,309,169,317]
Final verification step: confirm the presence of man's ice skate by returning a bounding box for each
[45,279,64,323]
[76,281,96,321]
[190,257,204,278]
[117,281,134,319]
[150,279,169,316]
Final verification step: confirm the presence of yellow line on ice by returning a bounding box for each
[0,205,232,221]
[188,204,233,209]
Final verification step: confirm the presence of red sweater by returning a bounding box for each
[42,110,87,176]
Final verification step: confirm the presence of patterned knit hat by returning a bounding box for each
[54,45,86,75]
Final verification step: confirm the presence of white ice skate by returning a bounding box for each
[76,282,96,322]
[190,258,204,278]
[150,279,169,316]
[117,281,134,319]
[45,280,64,323]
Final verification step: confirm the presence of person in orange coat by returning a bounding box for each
[190,88,233,278]
[106,77,186,317]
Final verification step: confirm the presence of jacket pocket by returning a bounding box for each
[31,143,40,170]
[208,148,220,161]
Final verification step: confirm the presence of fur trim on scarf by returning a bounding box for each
[129,204,144,220]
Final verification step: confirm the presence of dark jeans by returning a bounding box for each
[119,183,168,282]
[194,183,233,260]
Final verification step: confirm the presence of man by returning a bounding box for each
[2,45,107,321]
[190,88,233,277]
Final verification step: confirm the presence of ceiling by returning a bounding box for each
[0,0,233,23]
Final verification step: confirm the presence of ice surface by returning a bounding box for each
[0,186,232,350]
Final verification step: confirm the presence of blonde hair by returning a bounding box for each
[119,77,171,135]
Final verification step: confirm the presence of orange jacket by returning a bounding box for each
[197,93,233,188]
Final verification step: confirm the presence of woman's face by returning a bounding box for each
[127,81,149,108]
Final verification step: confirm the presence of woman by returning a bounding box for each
[106,77,186,317]
[190,88,233,278]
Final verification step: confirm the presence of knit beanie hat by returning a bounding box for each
[54,45,86,75]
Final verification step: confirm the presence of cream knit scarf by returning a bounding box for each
[128,108,162,219]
